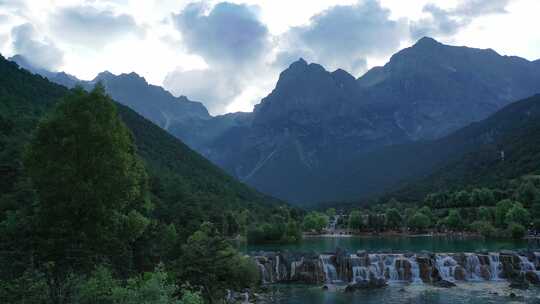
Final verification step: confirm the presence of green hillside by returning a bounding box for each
[392,94,540,201]
[0,55,282,240]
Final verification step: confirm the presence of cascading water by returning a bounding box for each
[435,255,458,282]
[385,255,400,282]
[368,254,384,280]
[465,254,482,281]
[519,256,535,272]
[253,251,540,287]
[257,260,269,283]
[489,253,502,281]
[275,255,281,281]
[320,255,339,283]
[409,255,422,283]
[291,259,303,279]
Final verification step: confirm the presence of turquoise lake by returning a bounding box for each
[238,235,532,253]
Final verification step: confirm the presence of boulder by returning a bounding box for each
[454,266,467,281]
[417,256,433,282]
[433,280,456,288]
[344,278,387,292]
[525,271,540,285]
[480,265,492,281]
[395,258,412,281]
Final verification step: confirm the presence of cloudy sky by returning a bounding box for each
[1,0,539,114]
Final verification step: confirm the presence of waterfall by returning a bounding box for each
[409,255,422,283]
[320,255,339,283]
[256,260,269,283]
[519,256,535,272]
[291,259,303,279]
[465,254,482,281]
[435,255,458,282]
[275,255,280,281]
[352,266,369,282]
[368,254,384,279]
[489,253,502,281]
[386,255,400,282]
[518,255,540,283]
[253,251,540,287]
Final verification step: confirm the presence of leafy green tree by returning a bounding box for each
[446,209,463,231]
[508,223,526,239]
[284,219,302,243]
[454,191,471,207]
[470,221,496,238]
[495,199,514,227]
[516,180,539,207]
[385,208,402,230]
[471,188,495,206]
[176,222,258,302]
[418,206,433,222]
[302,212,328,233]
[505,202,530,226]
[24,86,151,283]
[326,208,336,218]
[237,210,250,237]
[76,266,119,304]
[109,265,185,304]
[478,206,493,222]
[367,213,385,231]
[348,210,363,231]
[0,269,49,304]
[408,212,431,232]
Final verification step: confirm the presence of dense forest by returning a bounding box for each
[0,55,303,303]
[320,176,540,240]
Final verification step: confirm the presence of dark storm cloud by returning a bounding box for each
[50,5,143,48]
[411,0,512,39]
[278,0,407,75]
[11,23,64,70]
[172,1,270,67]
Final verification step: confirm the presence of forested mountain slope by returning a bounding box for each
[390,94,540,201]
[0,54,281,239]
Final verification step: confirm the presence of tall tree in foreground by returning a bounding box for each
[24,86,151,279]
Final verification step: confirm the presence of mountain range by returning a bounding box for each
[198,37,540,204]
[10,37,540,205]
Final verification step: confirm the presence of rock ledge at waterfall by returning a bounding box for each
[252,249,540,289]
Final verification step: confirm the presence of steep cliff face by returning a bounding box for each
[357,37,540,140]
[202,38,540,204]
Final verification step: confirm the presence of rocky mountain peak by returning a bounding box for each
[93,71,115,82]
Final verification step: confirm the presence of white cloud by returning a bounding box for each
[277,0,408,75]
[0,0,538,114]
[49,5,144,49]
[11,23,64,70]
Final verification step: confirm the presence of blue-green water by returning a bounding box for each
[244,236,539,303]
[239,236,531,253]
[268,283,540,303]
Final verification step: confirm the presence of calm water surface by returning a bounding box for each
[239,236,531,253]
